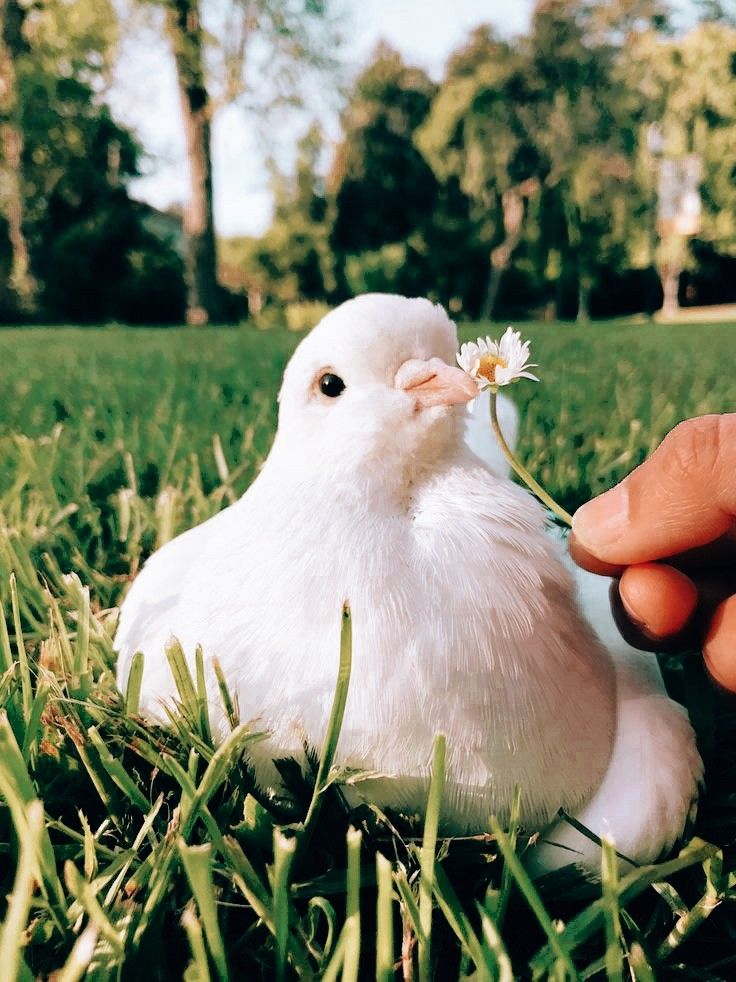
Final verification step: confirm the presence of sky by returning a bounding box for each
[108,0,691,239]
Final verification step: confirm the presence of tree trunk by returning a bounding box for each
[480,187,525,321]
[660,264,680,319]
[577,273,592,324]
[166,0,223,325]
[0,0,38,315]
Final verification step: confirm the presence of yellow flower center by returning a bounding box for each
[476,354,508,384]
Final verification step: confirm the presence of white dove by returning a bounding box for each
[115,293,701,872]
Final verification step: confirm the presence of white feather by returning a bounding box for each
[115,293,700,870]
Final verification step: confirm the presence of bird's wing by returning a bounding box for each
[462,390,519,479]
[114,505,234,692]
[524,559,703,874]
[525,652,702,873]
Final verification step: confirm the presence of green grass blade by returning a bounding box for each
[0,592,13,673]
[64,860,124,958]
[489,817,578,979]
[477,900,514,982]
[375,852,395,982]
[300,603,352,853]
[224,836,314,977]
[103,794,164,908]
[9,573,33,722]
[321,934,347,982]
[272,830,297,982]
[419,732,446,982]
[305,896,338,967]
[431,865,495,978]
[87,726,151,813]
[195,644,213,745]
[182,903,213,982]
[181,721,256,839]
[655,847,724,960]
[492,784,521,930]
[166,637,199,723]
[125,650,144,715]
[54,926,99,982]
[21,676,50,764]
[343,827,362,982]
[393,866,426,945]
[0,800,45,980]
[178,841,230,982]
[0,713,68,933]
[601,836,623,982]
[212,656,239,729]
[529,839,717,976]
[72,583,92,700]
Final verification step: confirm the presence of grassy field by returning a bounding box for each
[0,319,735,980]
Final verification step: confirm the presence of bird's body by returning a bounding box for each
[116,294,701,869]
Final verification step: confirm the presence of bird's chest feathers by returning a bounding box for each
[192,474,579,718]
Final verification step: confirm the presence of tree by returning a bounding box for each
[417,27,545,319]
[327,43,460,303]
[0,0,38,314]
[165,0,219,324]
[0,0,185,323]
[146,0,340,324]
[330,46,438,248]
[626,21,736,314]
[228,123,335,310]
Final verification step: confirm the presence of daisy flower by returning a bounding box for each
[456,327,538,390]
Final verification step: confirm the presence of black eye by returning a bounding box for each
[318,373,345,398]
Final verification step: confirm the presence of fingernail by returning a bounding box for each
[619,589,654,637]
[703,597,736,693]
[572,485,630,555]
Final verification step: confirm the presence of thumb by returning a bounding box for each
[572,415,736,566]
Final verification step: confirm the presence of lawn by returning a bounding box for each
[0,319,734,980]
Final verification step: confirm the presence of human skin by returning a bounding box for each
[569,414,736,691]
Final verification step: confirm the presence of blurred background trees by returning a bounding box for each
[0,0,735,325]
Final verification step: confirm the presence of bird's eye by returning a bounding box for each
[318,372,346,398]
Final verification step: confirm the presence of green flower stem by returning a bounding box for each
[489,389,573,527]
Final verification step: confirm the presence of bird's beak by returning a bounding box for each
[395,358,478,409]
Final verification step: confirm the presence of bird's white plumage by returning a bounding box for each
[115,293,701,870]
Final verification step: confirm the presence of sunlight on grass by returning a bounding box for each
[0,321,734,977]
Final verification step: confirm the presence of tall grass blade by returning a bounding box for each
[0,713,68,931]
[54,926,99,982]
[0,800,45,981]
[182,904,212,982]
[9,573,32,722]
[601,836,623,982]
[272,830,297,982]
[419,732,446,982]
[64,861,124,958]
[375,852,395,982]
[178,841,230,982]
[300,603,352,852]
[125,650,144,715]
[431,865,495,978]
[489,817,577,979]
[343,827,362,982]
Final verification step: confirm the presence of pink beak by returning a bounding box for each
[395,357,478,409]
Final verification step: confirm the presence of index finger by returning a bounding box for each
[572,415,736,566]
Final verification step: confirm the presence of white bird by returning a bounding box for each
[115,293,701,872]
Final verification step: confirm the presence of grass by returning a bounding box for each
[0,318,735,980]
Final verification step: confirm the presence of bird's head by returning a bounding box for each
[272,294,477,494]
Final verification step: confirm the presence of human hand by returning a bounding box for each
[569,415,736,691]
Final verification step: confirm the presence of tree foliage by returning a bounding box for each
[0,0,185,323]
